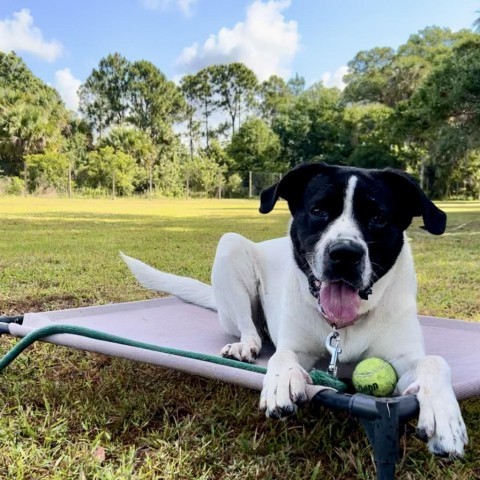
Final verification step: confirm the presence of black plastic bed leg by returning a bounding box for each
[312,391,419,480]
[359,399,401,480]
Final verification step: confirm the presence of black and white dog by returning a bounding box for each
[122,163,467,458]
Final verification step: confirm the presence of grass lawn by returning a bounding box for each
[0,196,479,479]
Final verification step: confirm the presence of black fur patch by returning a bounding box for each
[260,163,446,292]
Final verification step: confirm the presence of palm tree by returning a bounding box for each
[0,90,67,194]
[474,10,480,32]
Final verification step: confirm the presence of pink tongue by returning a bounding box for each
[319,282,361,328]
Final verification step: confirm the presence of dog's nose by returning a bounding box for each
[327,239,364,266]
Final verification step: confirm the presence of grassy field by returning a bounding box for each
[0,196,479,479]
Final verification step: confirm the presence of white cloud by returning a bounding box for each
[140,0,197,17]
[176,0,300,81]
[177,0,197,16]
[0,9,62,62]
[54,68,82,112]
[321,65,349,90]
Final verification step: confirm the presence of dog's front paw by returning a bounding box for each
[419,389,468,458]
[259,363,312,418]
[220,340,259,363]
[405,381,468,458]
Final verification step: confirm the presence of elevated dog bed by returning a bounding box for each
[1,297,480,480]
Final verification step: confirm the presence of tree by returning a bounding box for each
[228,118,282,174]
[0,52,69,183]
[397,27,475,67]
[25,151,69,193]
[409,39,480,130]
[393,37,480,196]
[455,150,480,199]
[209,63,258,137]
[343,27,477,107]
[80,146,137,197]
[182,101,201,161]
[343,47,396,105]
[63,117,92,197]
[340,103,402,169]
[287,73,306,96]
[0,90,68,193]
[155,138,189,197]
[389,27,476,105]
[259,75,292,124]
[185,153,227,197]
[101,126,157,195]
[78,53,131,137]
[128,60,186,144]
[475,11,480,32]
[0,51,45,92]
[204,139,233,170]
[272,83,343,166]
[79,56,186,144]
[180,71,215,151]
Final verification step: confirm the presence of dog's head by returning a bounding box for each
[260,162,446,328]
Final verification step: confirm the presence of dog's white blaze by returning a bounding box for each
[313,175,372,286]
[343,175,357,220]
[326,175,359,239]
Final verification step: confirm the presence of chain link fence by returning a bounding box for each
[247,171,283,197]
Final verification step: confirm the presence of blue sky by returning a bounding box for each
[0,0,478,111]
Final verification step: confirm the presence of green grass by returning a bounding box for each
[0,196,479,479]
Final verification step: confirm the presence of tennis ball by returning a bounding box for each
[352,358,397,397]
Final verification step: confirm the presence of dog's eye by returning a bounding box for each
[369,213,387,229]
[310,207,329,221]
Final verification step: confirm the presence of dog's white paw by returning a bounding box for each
[405,381,468,458]
[418,389,468,458]
[259,363,312,418]
[220,341,259,363]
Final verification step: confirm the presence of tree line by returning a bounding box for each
[1,25,480,199]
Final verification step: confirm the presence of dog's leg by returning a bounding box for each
[397,355,468,458]
[211,233,263,363]
[259,349,317,418]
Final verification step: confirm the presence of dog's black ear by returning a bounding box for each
[380,169,447,235]
[260,162,331,214]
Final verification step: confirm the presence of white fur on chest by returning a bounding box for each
[256,235,423,364]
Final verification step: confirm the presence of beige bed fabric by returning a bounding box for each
[8,297,480,400]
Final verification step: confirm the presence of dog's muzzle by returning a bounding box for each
[309,239,371,328]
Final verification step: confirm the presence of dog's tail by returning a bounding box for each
[120,252,217,311]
